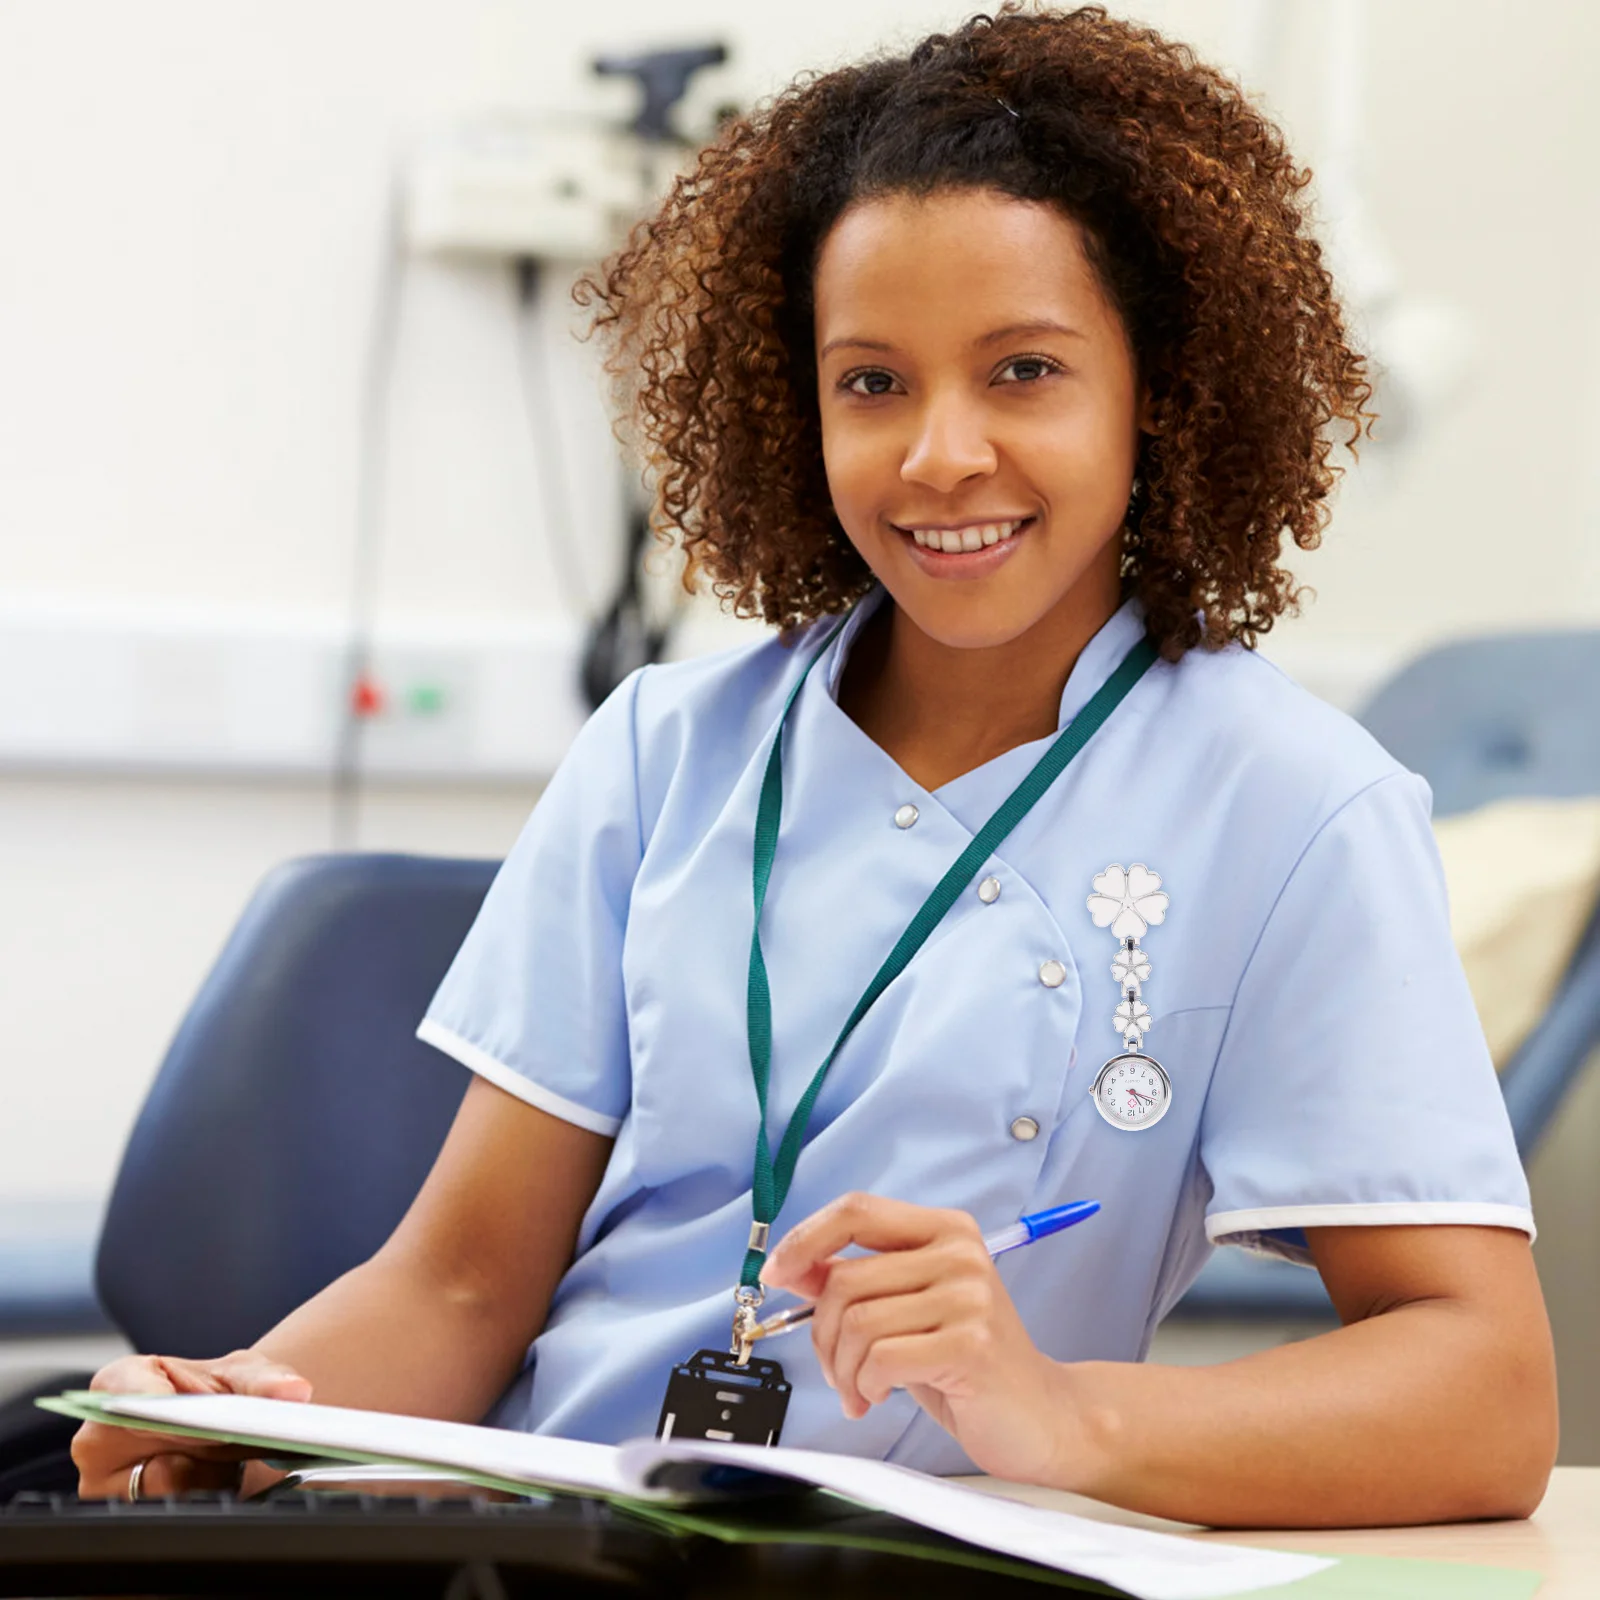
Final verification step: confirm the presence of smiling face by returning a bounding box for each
[813,188,1146,654]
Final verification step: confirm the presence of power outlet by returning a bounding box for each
[0,602,589,782]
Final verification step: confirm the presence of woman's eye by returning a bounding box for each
[841,369,899,397]
[837,358,1059,396]
[996,355,1061,384]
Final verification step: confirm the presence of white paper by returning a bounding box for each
[97,1394,630,1497]
[626,1438,1334,1600]
[283,1463,490,1486]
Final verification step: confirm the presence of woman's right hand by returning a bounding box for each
[71,1349,312,1500]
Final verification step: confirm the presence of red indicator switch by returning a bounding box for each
[350,675,387,718]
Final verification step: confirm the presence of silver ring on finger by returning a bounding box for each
[126,1459,147,1503]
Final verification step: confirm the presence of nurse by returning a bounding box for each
[75,6,1556,1526]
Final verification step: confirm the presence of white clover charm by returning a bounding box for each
[1111,943,1151,987]
[1114,997,1152,1046]
[1086,864,1169,941]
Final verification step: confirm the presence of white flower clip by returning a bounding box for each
[1111,945,1152,987]
[1086,864,1169,941]
[1114,996,1152,1044]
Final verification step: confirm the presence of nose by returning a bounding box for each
[899,389,998,493]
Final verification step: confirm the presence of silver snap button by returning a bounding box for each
[894,803,919,829]
[978,876,1001,903]
[1010,1116,1041,1142]
[1038,959,1067,988]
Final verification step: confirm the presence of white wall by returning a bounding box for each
[1257,2,1600,661]
[2,0,1598,1206]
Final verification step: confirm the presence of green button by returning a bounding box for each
[408,683,447,716]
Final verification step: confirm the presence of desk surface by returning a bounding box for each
[960,1465,1599,1598]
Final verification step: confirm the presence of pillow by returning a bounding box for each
[1433,796,1600,1067]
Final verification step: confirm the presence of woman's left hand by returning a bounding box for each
[760,1192,1081,1483]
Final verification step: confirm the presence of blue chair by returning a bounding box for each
[1173,630,1600,1319]
[95,852,495,1358]
[0,853,494,1496]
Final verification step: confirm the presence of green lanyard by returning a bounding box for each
[739,625,1159,1292]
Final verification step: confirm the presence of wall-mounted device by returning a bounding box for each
[399,44,733,714]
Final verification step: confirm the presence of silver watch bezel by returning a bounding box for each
[1090,1052,1172,1130]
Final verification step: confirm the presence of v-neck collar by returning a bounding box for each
[803,588,1147,827]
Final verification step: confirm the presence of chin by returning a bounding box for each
[892,589,1058,653]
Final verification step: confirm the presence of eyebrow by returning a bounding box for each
[818,319,1086,361]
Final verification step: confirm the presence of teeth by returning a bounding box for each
[905,517,1026,551]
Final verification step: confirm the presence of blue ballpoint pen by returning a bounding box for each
[745,1199,1100,1345]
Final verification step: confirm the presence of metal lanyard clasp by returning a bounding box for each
[730,1283,764,1366]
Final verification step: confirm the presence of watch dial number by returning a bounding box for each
[1091,1054,1171,1131]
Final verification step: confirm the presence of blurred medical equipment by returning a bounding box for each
[405,46,727,261]
[401,43,731,706]
[332,42,732,845]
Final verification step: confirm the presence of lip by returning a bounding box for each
[894,515,1036,578]
[890,515,1035,533]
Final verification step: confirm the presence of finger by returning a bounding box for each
[205,1349,314,1401]
[856,1329,977,1407]
[72,1420,166,1499]
[832,1280,979,1420]
[144,1350,311,1401]
[825,1292,947,1420]
[72,1416,264,1498]
[240,1459,293,1499]
[89,1355,180,1396]
[808,1240,971,1383]
[763,1194,980,1296]
[90,1351,236,1399]
[148,1356,234,1394]
[139,1451,245,1498]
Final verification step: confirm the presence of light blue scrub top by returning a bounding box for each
[419,594,1533,1474]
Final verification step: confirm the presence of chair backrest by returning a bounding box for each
[1357,630,1600,819]
[1357,628,1600,1154]
[96,853,497,1357]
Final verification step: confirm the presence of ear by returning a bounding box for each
[1136,384,1160,436]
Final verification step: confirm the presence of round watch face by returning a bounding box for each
[1090,1053,1172,1130]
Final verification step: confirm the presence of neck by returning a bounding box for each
[838,584,1124,792]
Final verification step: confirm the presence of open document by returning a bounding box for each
[42,1390,1335,1599]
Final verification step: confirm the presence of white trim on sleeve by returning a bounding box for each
[1207,1202,1536,1245]
[415,1018,623,1138]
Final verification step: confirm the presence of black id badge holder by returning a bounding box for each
[655,1349,791,1447]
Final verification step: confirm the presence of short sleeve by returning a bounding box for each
[1200,772,1535,1265]
[416,671,645,1136]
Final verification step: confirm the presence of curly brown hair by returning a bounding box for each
[576,4,1372,658]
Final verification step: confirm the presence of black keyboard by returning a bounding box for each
[0,1489,674,1597]
[0,1488,1091,1598]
